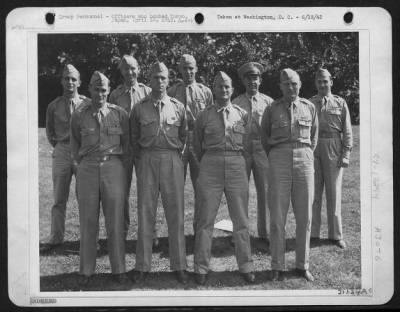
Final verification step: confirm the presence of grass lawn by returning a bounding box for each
[39,126,361,291]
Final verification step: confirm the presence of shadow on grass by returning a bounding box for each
[40,236,333,257]
[40,268,312,292]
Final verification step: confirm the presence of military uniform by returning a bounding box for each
[261,70,318,274]
[130,92,188,273]
[45,67,86,246]
[109,81,151,237]
[193,100,253,276]
[70,72,129,277]
[168,80,213,230]
[233,92,273,240]
[310,93,352,241]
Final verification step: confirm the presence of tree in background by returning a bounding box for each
[38,32,359,126]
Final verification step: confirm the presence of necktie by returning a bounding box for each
[96,109,103,124]
[129,88,134,112]
[155,100,163,126]
[69,100,75,115]
[217,105,230,130]
[186,86,195,121]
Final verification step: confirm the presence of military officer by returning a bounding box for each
[109,55,151,241]
[310,68,353,249]
[232,62,273,243]
[41,64,87,253]
[193,71,255,285]
[70,71,130,286]
[168,54,213,234]
[130,62,188,284]
[261,68,318,282]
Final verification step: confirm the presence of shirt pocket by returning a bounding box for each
[271,119,290,139]
[326,107,343,129]
[232,122,246,145]
[298,118,312,139]
[106,126,123,145]
[165,115,182,138]
[80,127,97,146]
[140,119,158,138]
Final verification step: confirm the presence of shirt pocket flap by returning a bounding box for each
[327,108,342,115]
[81,128,95,136]
[107,127,123,135]
[298,119,312,127]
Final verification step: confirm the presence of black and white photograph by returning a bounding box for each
[6,7,393,306]
[38,31,360,292]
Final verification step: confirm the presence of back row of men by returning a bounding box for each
[42,54,353,287]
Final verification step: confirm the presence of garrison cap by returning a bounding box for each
[118,55,139,69]
[238,62,264,78]
[315,68,332,79]
[89,71,109,87]
[62,64,80,79]
[179,54,197,68]
[213,71,232,87]
[280,68,301,83]
[148,62,169,78]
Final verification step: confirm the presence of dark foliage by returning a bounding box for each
[38,32,359,126]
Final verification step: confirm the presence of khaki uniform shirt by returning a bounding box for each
[309,94,353,161]
[109,82,151,116]
[168,81,213,129]
[194,103,249,160]
[261,97,318,155]
[70,101,129,163]
[130,94,187,157]
[46,94,87,147]
[232,92,274,141]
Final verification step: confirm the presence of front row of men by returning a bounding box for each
[43,55,353,287]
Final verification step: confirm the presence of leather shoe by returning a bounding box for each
[174,270,188,284]
[241,272,255,284]
[195,273,207,285]
[152,238,159,248]
[40,243,61,253]
[113,273,131,285]
[333,239,346,249]
[77,274,91,287]
[271,270,283,281]
[135,271,149,282]
[295,269,314,282]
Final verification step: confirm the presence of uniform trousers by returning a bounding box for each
[77,156,126,276]
[194,152,253,274]
[123,147,135,238]
[311,138,344,240]
[268,145,314,271]
[50,142,77,244]
[245,140,270,239]
[135,149,187,272]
